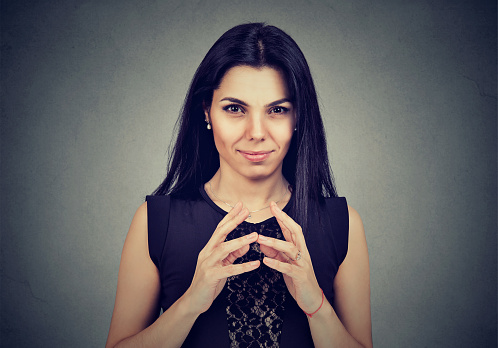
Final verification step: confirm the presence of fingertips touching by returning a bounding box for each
[245,231,258,240]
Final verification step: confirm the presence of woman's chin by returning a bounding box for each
[240,168,281,182]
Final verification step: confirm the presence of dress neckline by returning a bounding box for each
[199,184,294,225]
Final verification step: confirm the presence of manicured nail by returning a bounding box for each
[238,208,248,216]
[258,235,268,241]
[250,261,259,266]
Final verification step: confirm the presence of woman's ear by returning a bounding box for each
[202,101,211,123]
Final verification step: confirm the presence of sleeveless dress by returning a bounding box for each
[146,187,349,347]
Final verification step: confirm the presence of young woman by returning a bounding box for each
[106,23,372,348]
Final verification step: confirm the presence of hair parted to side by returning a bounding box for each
[153,22,337,231]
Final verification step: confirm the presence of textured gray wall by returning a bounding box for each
[1,0,496,347]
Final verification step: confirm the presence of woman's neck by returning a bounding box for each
[205,169,290,220]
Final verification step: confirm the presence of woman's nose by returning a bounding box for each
[246,114,266,141]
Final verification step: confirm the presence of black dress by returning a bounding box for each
[146,187,349,347]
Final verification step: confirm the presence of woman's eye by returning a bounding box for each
[270,106,289,114]
[223,105,243,113]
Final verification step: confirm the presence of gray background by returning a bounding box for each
[1,0,496,347]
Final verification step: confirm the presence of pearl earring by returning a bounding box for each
[207,123,211,130]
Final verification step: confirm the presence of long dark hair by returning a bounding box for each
[153,23,337,231]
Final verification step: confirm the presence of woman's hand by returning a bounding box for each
[184,202,260,315]
[258,202,322,315]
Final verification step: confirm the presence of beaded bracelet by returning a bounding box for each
[304,289,324,318]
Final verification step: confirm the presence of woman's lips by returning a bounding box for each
[238,150,272,162]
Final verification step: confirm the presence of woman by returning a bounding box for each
[106,23,372,348]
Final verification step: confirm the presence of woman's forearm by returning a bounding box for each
[113,292,200,348]
[308,299,367,348]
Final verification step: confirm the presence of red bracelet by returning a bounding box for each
[304,289,324,318]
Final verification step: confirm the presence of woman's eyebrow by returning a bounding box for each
[219,97,291,107]
[266,98,292,107]
[219,97,248,106]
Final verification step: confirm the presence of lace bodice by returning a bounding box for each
[225,218,287,348]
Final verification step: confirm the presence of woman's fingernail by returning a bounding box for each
[258,235,268,241]
[250,261,259,266]
[238,208,248,216]
[246,232,257,239]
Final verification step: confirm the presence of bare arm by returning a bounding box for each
[105,202,199,348]
[106,202,259,348]
[308,206,372,347]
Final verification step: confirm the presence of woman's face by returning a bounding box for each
[205,65,295,182]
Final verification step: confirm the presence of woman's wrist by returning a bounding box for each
[177,288,204,319]
[304,289,325,318]
[306,293,332,322]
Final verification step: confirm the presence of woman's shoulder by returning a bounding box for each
[144,193,215,228]
[145,192,203,205]
[322,196,347,206]
[346,205,363,226]
[132,201,148,226]
[320,198,366,261]
[144,194,177,218]
[145,194,172,204]
[321,196,349,222]
[321,197,362,224]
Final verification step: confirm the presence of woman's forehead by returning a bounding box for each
[214,66,290,104]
